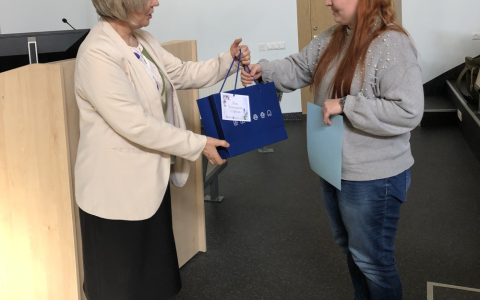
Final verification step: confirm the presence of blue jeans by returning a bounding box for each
[321,169,411,300]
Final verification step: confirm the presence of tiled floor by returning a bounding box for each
[172,120,480,300]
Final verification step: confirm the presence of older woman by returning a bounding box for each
[242,0,423,299]
[75,0,250,299]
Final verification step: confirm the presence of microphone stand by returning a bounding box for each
[62,18,76,30]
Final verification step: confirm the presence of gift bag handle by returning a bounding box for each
[244,65,261,91]
[219,49,261,95]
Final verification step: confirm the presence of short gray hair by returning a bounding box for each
[92,0,148,21]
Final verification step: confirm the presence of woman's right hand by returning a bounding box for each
[203,137,230,165]
[241,64,263,87]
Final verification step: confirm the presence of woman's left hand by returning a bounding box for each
[322,99,343,126]
[230,38,251,66]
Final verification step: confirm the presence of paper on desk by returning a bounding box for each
[307,102,343,190]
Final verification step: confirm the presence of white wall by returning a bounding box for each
[0,0,97,34]
[1,0,301,112]
[7,0,480,107]
[146,0,302,113]
[403,0,480,83]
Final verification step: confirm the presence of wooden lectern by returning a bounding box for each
[0,40,206,300]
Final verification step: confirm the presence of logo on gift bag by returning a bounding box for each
[233,121,239,126]
[253,114,258,121]
[240,121,245,124]
[267,110,272,117]
[261,112,265,119]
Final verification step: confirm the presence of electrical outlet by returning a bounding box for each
[458,109,462,121]
[263,42,286,51]
[473,32,480,40]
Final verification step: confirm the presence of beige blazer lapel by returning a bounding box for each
[99,20,162,118]
[134,31,185,129]
[134,31,170,83]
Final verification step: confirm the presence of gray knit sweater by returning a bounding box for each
[259,26,424,181]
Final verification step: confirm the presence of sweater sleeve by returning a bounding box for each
[258,30,332,93]
[137,30,238,91]
[160,49,238,91]
[343,32,424,137]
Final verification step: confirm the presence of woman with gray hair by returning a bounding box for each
[75,0,250,299]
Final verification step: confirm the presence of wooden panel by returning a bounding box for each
[0,64,78,300]
[52,59,86,300]
[161,40,206,267]
[394,0,402,25]
[297,0,312,52]
[311,0,337,38]
[0,41,206,300]
[306,0,337,114]
[298,0,337,114]
[297,0,313,115]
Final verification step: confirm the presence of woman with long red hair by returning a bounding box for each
[242,0,423,299]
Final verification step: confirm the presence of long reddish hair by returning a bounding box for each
[312,0,408,98]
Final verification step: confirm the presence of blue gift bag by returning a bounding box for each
[197,52,288,159]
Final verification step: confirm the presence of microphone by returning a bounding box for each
[62,18,76,30]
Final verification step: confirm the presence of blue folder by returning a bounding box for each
[197,54,287,159]
[307,102,343,190]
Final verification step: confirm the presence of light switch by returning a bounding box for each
[258,43,267,51]
[267,43,274,50]
[279,42,285,49]
[273,43,280,49]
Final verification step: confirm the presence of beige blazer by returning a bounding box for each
[74,20,236,220]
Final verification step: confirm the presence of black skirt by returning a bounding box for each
[79,187,182,300]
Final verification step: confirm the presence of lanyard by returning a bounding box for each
[131,45,159,90]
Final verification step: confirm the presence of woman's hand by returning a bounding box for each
[241,64,263,87]
[230,38,251,66]
[322,99,343,126]
[203,137,230,165]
